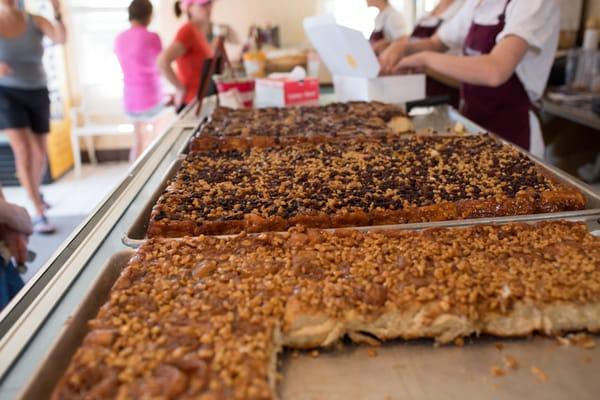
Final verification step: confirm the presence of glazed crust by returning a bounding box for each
[53,222,600,399]
[149,135,586,238]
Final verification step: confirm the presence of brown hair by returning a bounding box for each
[129,0,153,23]
[174,0,184,18]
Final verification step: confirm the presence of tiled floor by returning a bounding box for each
[3,162,131,218]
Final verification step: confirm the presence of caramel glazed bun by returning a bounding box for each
[149,134,586,238]
[53,222,600,400]
[195,101,413,141]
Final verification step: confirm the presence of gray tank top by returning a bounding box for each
[0,14,46,89]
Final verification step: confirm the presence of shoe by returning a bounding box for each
[40,193,52,211]
[32,215,56,235]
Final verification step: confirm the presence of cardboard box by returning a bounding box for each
[214,77,256,109]
[304,15,425,104]
[255,77,320,107]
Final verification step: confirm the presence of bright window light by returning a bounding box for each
[323,0,415,38]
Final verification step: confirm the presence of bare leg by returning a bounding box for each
[29,133,49,187]
[4,129,44,216]
[130,121,145,163]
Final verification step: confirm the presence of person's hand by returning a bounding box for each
[0,63,12,78]
[379,39,408,75]
[174,87,186,109]
[372,39,390,56]
[393,51,431,75]
[0,228,29,266]
[0,200,32,235]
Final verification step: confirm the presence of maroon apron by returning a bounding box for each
[460,0,530,150]
[411,19,460,108]
[369,30,385,43]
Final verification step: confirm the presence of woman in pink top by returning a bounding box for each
[114,0,163,162]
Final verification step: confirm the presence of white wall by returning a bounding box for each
[157,0,321,58]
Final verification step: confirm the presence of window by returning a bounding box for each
[321,0,417,38]
[415,0,438,18]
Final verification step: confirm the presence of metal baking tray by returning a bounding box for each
[122,132,600,248]
[24,217,600,399]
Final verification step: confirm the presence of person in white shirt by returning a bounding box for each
[379,0,560,157]
[380,0,465,107]
[368,0,407,55]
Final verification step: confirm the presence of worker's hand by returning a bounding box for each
[0,63,13,78]
[0,200,32,235]
[371,39,390,56]
[0,228,29,266]
[393,51,431,74]
[174,87,186,109]
[379,39,407,75]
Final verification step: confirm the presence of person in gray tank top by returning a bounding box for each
[0,0,66,234]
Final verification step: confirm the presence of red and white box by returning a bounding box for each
[214,77,256,109]
[255,77,320,107]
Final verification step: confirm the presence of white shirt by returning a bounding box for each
[437,0,560,101]
[373,5,407,42]
[415,0,465,55]
[417,0,465,28]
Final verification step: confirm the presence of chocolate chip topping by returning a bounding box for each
[151,134,576,236]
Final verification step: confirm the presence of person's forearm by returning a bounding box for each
[52,2,67,44]
[54,20,67,44]
[158,59,184,90]
[405,37,447,56]
[424,52,509,87]
[0,201,12,226]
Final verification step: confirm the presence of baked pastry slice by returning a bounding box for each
[192,101,411,148]
[149,135,586,238]
[53,222,600,399]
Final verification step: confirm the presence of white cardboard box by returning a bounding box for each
[304,15,425,104]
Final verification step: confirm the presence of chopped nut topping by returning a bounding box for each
[367,349,379,358]
[531,366,549,383]
[557,333,597,349]
[503,356,519,370]
[54,222,599,399]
